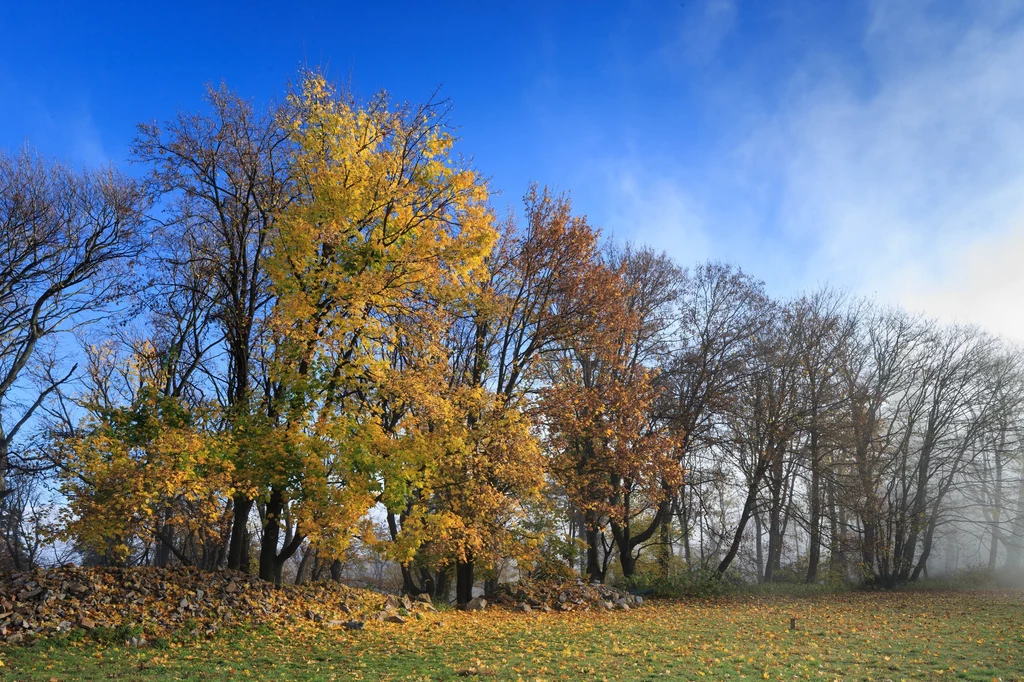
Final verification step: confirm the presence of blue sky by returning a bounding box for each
[3,0,1023,339]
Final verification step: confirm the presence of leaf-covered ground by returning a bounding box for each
[2,589,1022,680]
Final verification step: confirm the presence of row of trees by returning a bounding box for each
[1,72,1022,599]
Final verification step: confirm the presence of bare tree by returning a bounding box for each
[132,85,293,572]
[0,148,146,499]
[716,303,803,578]
[786,288,855,583]
[837,306,926,583]
[661,263,770,570]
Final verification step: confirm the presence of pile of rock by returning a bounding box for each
[491,578,643,613]
[0,567,643,644]
[0,565,420,645]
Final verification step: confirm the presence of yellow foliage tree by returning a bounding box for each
[259,71,497,583]
[58,373,235,566]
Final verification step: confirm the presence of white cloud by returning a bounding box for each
[895,222,1024,340]
[597,1,1024,341]
[599,165,712,263]
[759,1,1024,339]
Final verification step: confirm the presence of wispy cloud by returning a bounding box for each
[595,163,712,263]
[600,0,1024,340]
[660,0,738,68]
[757,0,1024,339]
[0,71,109,168]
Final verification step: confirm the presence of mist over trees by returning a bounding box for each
[2,71,1023,603]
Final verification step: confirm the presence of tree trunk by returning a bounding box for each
[911,493,948,582]
[259,490,283,583]
[910,524,934,583]
[434,566,451,603]
[610,499,670,579]
[827,473,842,581]
[400,565,420,595]
[295,547,312,585]
[330,559,343,582]
[257,487,304,584]
[718,478,760,575]
[764,478,784,582]
[155,523,172,568]
[1006,469,1024,573]
[861,521,876,583]
[988,448,1004,572]
[898,440,932,583]
[677,489,692,565]
[805,428,822,583]
[227,495,253,571]
[239,527,251,574]
[853,417,879,583]
[764,513,781,582]
[585,524,606,583]
[417,568,436,597]
[657,510,673,577]
[988,513,1002,572]
[619,544,637,577]
[455,560,474,605]
[754,512,764,582]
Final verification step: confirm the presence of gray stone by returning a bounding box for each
[462,597,487,612]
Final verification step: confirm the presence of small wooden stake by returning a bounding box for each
[790,617,797,631]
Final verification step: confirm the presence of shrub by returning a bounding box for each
[619,566,730,598]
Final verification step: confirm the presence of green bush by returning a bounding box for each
[615,553,856,598]
[619,566,731,598]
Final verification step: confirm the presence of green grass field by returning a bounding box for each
[2,589,1021,681]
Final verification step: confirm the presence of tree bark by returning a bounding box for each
[585,522,606,583]
[677,488,692,565]
[455,560,474,606]
[610,499,670,579]
[763,450,786,582]
[258,487,304,584]
[988,446,1004,571]
[805,430,822,584]
[227,495,253,571]
[295,547,312,585]
[155,520,173,568]
[1006,469,1024,573]
[658,502,674,576]
[718,477,761,575]
[434,566,451,603]
[754,512,764,582]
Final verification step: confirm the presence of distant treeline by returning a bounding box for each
[1,70,1021,602]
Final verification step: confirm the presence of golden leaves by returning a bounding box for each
[261,70,501,565]
[57,389,235,561]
